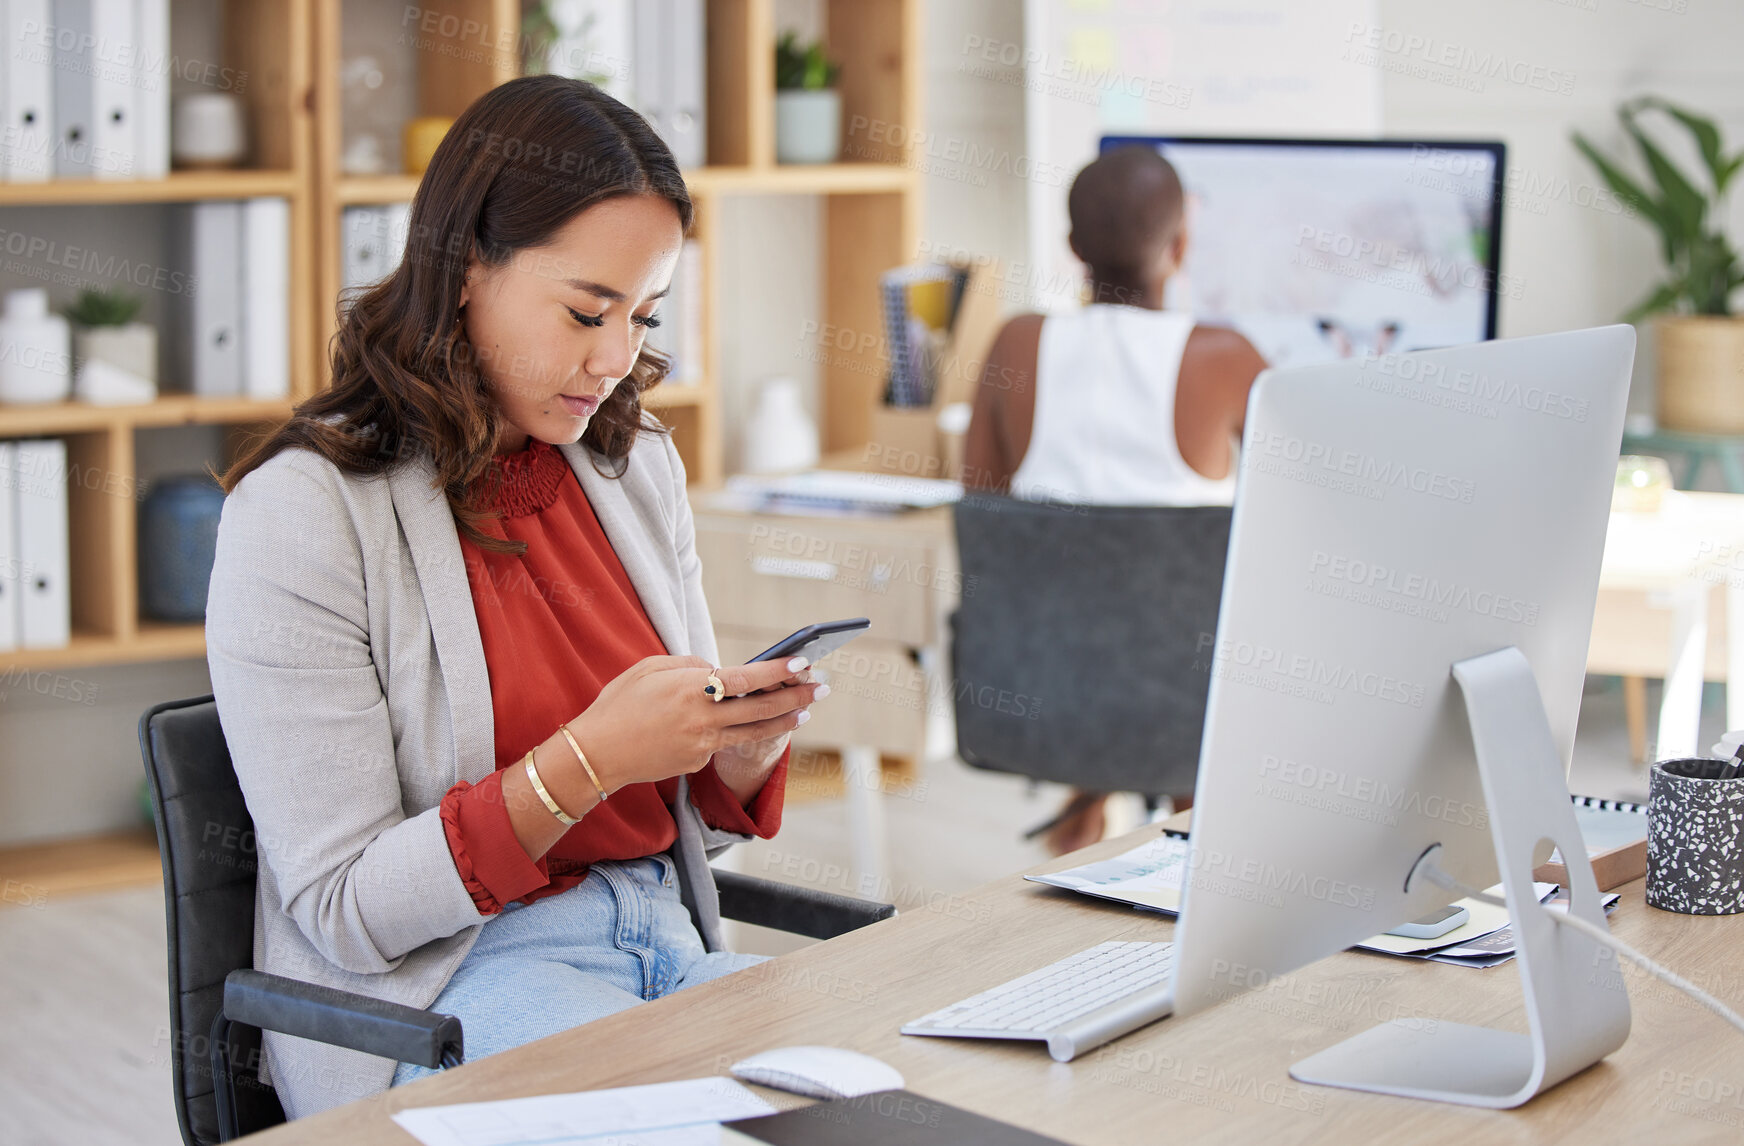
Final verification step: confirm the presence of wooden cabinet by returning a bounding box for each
[0,0,314,672]
[694,499,955,763]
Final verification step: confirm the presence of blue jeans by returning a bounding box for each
[391,854,765,1086]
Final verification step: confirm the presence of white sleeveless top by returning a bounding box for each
[1010,305,1236,507]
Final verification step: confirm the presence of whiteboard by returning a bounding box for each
[1021,0,1382,311]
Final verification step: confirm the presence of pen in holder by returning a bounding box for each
[1646,755,1744,914]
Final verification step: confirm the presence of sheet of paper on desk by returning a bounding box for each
[1423,889,1622,968]
[390,1077,777,1146]
[1350,883,1558,957]
[1025,834,1191,914]
[719,472,963,516]
[1031,843,1618,969]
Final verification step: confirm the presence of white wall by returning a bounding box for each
[932,0,1744,412]
[1377,0,1744,415]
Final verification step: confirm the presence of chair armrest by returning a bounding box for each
[223,969,463,1070]
[714,871,896,940]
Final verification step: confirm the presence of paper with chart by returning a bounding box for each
[390,1077,778,1146]
[1026,834,1192,914]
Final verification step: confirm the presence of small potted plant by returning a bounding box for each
[1573,98,1743,433]
[775,31,841,165]
[66,286,157,394]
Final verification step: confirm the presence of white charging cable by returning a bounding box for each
[1416,858,1744,1036]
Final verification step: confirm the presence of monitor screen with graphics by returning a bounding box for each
[1099,136,1506,368]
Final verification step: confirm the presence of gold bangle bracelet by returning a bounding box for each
[560,724,609,803]
[523,747,580,826]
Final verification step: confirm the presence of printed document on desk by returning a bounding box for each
[1026,834,1190,914]
[720,471,962,517]
[392,1077,777,1146]
[1030,837,1616,967]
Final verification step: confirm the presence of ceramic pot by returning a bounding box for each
[775,89,841,165]
[139,475,226,622]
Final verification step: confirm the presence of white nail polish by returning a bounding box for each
[814,683,831,699]
[787,656,810,672]
[795,709,811,725]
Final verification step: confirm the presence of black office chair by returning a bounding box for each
[141,695,897,1145]
[950,495,1232,803]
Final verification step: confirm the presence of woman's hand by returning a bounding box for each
[712,667,824,802]
[565,655,822,794]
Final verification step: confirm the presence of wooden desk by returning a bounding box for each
[248,827,1744,1146]
[1591,491,1744,760]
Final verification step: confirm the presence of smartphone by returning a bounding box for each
[748,618,871,667]
[1384,904,1470,940]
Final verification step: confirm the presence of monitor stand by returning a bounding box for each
[1289,646,1631,1108]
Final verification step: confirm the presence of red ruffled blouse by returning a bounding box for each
[438,438,788,914]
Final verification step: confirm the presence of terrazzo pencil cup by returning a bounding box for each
[1646,757,1744,915]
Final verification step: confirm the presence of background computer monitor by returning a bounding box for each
[1170,326,1633,1019]
[1097,136,1506,367]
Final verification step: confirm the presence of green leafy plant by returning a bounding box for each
[1573,96,1744,320]
[64,286,143,327]
[520,2,559,76]
[520,2,615,87]
[775,31,839,91]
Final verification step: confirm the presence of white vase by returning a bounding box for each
[0,289,71,404]
[744,377,820,473]
[172,93,248,169]
[75,323,157,383]
[775,89,841,165]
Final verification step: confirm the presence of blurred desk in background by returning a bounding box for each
[1592,491,1744,762]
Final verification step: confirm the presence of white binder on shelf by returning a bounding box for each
[50,0,93,177]
[242,197,290,398]
[340,204,410,293]
[647,239,701,384]
[4,0,54,182]
[132,0,168,178]
[89,0,136,179]
[172,201,244,396]
[550,0,631,101]
[631,0,705,169]
[0,442,20,652]
[15,438,69,650]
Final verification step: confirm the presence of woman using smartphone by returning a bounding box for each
[207,75,827,1119]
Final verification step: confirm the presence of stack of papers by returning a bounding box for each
[718,471,963,517]
[1028,836,1620,969]
[392,1078,777,1146]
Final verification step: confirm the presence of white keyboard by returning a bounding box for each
[900,940,1177,1062]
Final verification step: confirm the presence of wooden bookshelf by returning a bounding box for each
[311,0,922,486]
[0,0,313,678]
[0,396,293,437]
[0,169,300,206]
[0,0,922,674]
[334,173,424,205]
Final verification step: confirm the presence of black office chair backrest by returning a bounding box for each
[140,695,286,1146]
[951,496,1231,796]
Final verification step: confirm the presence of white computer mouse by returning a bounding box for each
[729,1045,905,1099]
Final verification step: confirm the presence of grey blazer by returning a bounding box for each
[204,429,744,1119]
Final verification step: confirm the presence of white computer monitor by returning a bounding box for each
[1099,136,1506,368]
[1168,326,1635,1103]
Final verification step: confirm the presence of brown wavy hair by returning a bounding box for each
[221,75,694,551]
